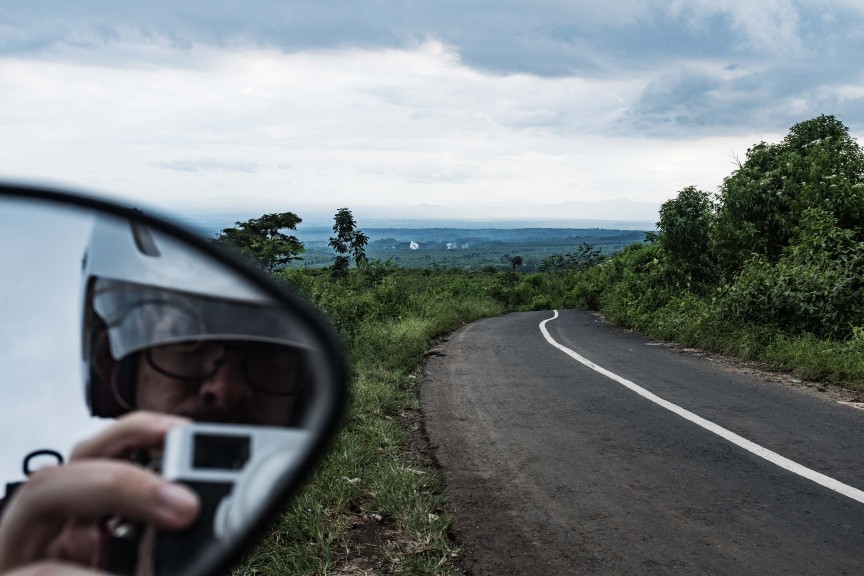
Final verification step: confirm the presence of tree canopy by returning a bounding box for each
[656,185,715,284]
[606,114,864,340]
[539,242,604,272]
[712,114,864,275]
[213,212,304,272]
[328,207,368,279]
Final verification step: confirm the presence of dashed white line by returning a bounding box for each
[539,310,864,505]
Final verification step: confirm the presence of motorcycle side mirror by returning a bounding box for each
[0,182,347,576]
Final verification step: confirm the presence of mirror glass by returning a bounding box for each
[0,187,345,576]
[0,200,105,481]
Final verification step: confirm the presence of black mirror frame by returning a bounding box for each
[0,181,348,576]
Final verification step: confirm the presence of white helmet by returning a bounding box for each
[81,215,317,419]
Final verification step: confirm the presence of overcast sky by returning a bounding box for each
[1,1,863,224]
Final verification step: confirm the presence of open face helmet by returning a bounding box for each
[81,216,317,423]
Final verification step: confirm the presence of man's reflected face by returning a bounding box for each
[135,340,302,426]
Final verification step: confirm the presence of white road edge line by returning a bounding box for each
[838,401,864,411]
[540,310,864,505]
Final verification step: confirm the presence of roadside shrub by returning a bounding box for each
[514,281,537,306]
[274,267,318,298]
[523,273,546,289]
[351,317,433,372]
[561,268,604,310]
[764,331,864,387]
[641,292,711,343]
[590,242,678,328]
[355,258,396,288]
[718,208,864,339]
[490,271,521,306]
[370,277,411,318]
[656,186,717,286]
[441,275,484,298]
[529,294,552,311]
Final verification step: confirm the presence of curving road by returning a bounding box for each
[421,310,864,575]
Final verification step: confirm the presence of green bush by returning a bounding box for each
[718,208,864,339]
[490,271,520,306]
[713,115,864,276]
[529,294,552,311]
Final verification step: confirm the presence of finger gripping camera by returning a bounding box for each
[155,423,311,576]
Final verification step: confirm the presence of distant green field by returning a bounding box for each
[289,227,648,271]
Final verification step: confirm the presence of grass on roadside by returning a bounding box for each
[233,269,505,575]
[570,271,864,391]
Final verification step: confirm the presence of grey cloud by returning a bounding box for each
[624,69,738,135]
[3,1,864,137]
[812,94,864,126]
[151,158,259,173]
[4,3,863,80]
[623,61,864,138]
[3,1,859,74]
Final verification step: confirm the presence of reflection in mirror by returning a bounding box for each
[81,214,321,427]
[0,191,345,576]
[0,200,105,483]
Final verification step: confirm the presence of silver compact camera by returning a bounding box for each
[155,423,311,575]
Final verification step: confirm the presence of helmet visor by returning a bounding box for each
[89,279,319,361]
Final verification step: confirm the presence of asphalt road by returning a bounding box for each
[421,310,864,575]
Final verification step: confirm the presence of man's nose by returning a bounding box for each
[198,357,247,404]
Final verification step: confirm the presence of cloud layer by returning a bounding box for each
[1,1,862,220]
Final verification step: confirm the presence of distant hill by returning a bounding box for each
[163,213,653,273]
[164,199,659,238]
[173,215,655,239]
[291,226,649,272]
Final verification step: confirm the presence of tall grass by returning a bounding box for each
[234,268,505,575]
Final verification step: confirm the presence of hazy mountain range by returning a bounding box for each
[169,198,660,237]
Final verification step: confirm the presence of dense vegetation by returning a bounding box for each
[234,114,864,575]
[564,114,864,386]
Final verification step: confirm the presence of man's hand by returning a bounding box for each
[0,412,200,574]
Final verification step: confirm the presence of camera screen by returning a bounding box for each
[192,433,251,470]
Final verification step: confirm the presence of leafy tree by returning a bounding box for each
[538,254,568,272]
[213,212,304,272]
[506,254,523,271]
[575,242,605,268]
[656,186,715,285]
[539,242,605,272]
[329,208,369,279]
[713,114,864,276]
[330,255,351,280]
